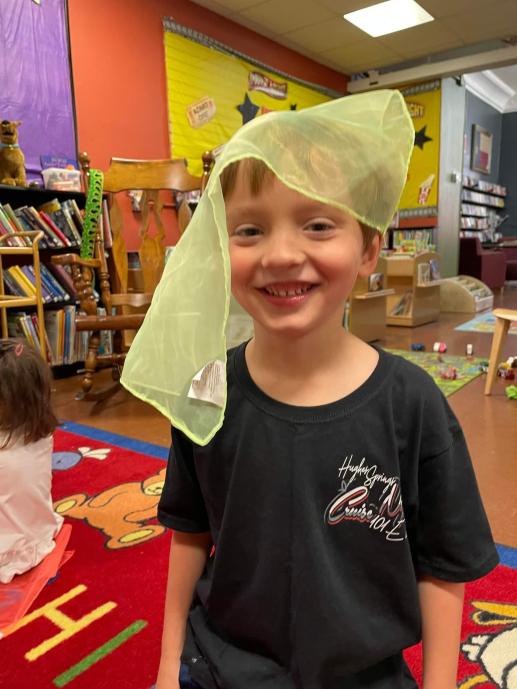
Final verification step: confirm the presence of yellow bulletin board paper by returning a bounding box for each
[163,20,337,176]
[398,80,441,216]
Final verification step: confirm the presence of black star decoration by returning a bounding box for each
[414,126,433,150]
[236,93,260,125]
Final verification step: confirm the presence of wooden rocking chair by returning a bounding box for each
[53,151,213,401]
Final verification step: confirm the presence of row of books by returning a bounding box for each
[7,307,114,367]
[461,190,505,209]
[0,198,84,249]
[2,262,77,304]
[461,203,490,217]
[463,177,507,197]
[461,216,489,230]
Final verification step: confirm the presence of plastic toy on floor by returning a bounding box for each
[498,362,515,380]
[439,366,458,380]
[505,385,517,400]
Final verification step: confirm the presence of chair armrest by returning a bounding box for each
[51,253,101,269]
[111,292,153,308]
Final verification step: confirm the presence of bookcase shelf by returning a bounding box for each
[347,276,394,342]
[377,251,441,327]
[460,177,507,241]
[0,184,87,365]
[0,231,46,357]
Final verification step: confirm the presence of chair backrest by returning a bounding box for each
[102,155,213,294]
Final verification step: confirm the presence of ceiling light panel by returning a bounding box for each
[343,0,434,37]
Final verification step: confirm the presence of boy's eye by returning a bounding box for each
[305,222,334,233]
[233,225,262,237]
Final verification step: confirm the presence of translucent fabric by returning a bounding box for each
[121,89,414,445]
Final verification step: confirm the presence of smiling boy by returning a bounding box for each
[121,91,498,689]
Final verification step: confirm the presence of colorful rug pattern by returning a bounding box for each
[455,311,517,336]
[0,422,515,689]
[0,423,170,689]
[388,349,484,396]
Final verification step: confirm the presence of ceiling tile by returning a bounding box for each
[281,17,367,52]
[315,0,381,13]
[237,0,335,34]
[379,19,463,54]
[189,0,234,17]
[192,0,269,11]
[319,39,404,71]
[419,0,505,20]
[440,1,517,43]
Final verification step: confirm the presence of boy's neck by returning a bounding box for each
[248,322,350,378]
[244,320,378,406]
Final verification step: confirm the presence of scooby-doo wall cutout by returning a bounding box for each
[0,120,27,186]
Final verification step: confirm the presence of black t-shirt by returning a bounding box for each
[158,344,498,689]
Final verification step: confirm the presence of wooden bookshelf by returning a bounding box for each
[377,251,441,327]
[347,274,394,342]
[0,231,46,357]
[0,185,87,365]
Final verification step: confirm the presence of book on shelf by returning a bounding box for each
[2,269,26,298]
[47,263,78,300]
[2,262,75,304]
[0,204,27,247]
[368,272,385,292]
[5,199,83,249]
[5,306,105,367]
[417,262,431,285]
[390,290,413,317]
[38,198,82,246]
[64,199,85,242]
[6,265,35,297]
[429,259,441,281]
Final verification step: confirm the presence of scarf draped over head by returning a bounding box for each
[121,89,415,445]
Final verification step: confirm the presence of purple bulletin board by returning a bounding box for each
[0,0,76,182]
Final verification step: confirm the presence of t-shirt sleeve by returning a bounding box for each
[157,426,210,533]
[413,398,499,582]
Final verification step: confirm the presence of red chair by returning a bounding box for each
[458,237,507,290]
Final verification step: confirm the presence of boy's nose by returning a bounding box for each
[260,232,305,269]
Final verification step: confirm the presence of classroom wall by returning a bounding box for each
[438,78,466,277]
[499,112,517,237]
[67,0,347,249]
[463,91,503,185]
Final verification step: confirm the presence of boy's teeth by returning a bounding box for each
[265,285,311,296]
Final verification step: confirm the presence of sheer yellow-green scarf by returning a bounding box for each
[121,89,414,445]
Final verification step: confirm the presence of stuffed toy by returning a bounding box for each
[0,120,26,186]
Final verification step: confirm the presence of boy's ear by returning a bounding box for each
[358,232,382,278]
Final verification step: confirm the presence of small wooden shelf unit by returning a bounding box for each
[377,251,441,327]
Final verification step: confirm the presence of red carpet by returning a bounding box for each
[0,427,170,689]
[0,424,515,689]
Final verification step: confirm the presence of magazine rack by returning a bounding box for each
[0,231,46,357]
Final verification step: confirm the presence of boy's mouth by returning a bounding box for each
[258,282,316,298]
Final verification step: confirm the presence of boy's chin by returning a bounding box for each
[251,316,339,341]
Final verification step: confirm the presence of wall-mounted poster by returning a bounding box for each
[397,80,441,218]
[163,20,337,176]
[471,124,493,175]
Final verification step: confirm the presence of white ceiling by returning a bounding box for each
[191,0,517,75]
[465,66,517,113]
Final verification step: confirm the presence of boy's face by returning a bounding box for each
[226,172,381,340]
